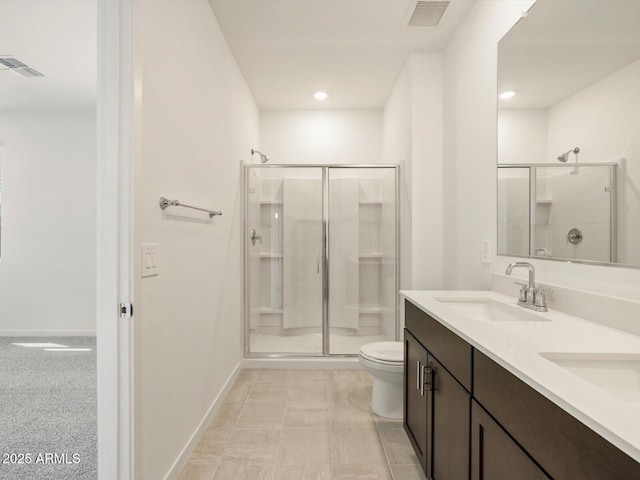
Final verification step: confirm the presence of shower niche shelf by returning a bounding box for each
[358,225,384,332]
[359,253,384,259]
[359,305,383,314]
[259,307,283,314]
[254,193,285,334]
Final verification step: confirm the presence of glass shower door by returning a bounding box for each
[328,167,398,354]
[245,167,324,354]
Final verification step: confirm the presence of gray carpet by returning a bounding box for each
[0,337,97,480]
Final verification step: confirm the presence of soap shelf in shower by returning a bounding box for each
[359,253,383,259]
[359,305,383,314]
[259,307,283,314]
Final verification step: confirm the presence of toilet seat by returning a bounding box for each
[359,341,403,366]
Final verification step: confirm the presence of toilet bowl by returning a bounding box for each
[359,341,404,419]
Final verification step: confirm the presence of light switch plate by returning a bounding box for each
[142,244,159,277]
[481,240,492,264]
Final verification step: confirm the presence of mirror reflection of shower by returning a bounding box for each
[557,147,579,163]
[251,148,270,163]
[497,163,617,264]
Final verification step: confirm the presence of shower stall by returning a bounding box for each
[244,164,399,357]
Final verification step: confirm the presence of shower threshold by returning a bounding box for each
[248,331,390,356]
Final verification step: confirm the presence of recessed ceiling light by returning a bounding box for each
[499,91,516,100]
[314,91,328,101]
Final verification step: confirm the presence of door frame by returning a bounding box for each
[96,1,134,479]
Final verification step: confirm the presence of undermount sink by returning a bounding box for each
[435,297,551,323]
[540,352,640,403]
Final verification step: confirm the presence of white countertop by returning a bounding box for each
[401,290,640,463]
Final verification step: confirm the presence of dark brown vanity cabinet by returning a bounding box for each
[404,301,471,480]
[403,299,640,480]
[404,330,429,470]
[471,400,550,480]
[430,355,470,480]
[474,351,640,480]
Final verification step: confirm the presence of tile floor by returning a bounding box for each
[178,369,427,480]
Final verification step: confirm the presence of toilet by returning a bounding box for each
[359,341,404,419]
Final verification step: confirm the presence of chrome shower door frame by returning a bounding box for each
[243,164,401,358]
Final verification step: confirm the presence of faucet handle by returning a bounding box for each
[513,282,529,302]
[533,287,547,309]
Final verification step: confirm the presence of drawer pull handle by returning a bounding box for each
[423,366,433,392]
[420,362,427,396]
[416,361,421,392]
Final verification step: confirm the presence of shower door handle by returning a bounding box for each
[316,249,320,273]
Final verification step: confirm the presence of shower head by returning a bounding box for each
[557,147,580,162]
[251,148,269,164]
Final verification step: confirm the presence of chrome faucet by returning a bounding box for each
[505,262,548,312]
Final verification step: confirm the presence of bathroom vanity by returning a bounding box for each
[402,291,640,480]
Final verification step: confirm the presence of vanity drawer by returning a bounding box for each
[405,300,472,392]
[474,350,640,480]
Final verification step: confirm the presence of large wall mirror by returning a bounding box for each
[497,0,640,268]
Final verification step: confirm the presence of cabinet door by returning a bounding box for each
[430,355,470,480]
[471,400,550,480]
[404,330,428,471]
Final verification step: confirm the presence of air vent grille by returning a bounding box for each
[0,57,28,69]
[0,57,44,77]
[408,1,450,27]
[18,67,44,78]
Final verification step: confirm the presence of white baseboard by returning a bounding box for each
[163,361,242,480]
[242,357,362,369]
[0,330,97,337]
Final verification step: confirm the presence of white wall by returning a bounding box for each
[383,60,412,289]
[547,59,640,165]
[444,0,640,301]
[260,110,382,164]
[442,0,535,290]
[130,1,259,479]
[498,109,547,164]
[383,54,443,291]
[0,112,96,334]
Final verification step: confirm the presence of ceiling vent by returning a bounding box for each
[0,57,44,78]
[407,1,450,27]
